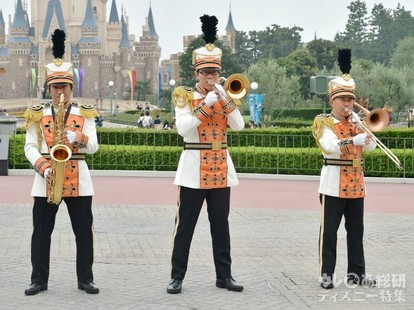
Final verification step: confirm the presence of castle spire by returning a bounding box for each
[119,15,131,49]
[109,0,120,24]
[42,0,66,39]
[225,2,236,31]
[11,0,29,31]
[147,5,158,37]
[0,10,5,26]
[82,0,98,28]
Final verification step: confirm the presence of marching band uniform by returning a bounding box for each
[312,49,377,289]
[24,29,99,296]
[167,15,244,294]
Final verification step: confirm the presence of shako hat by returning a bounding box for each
[328,49,356,100]
[45,29,74,86]
[192,15,222,71]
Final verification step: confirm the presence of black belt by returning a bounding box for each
[323,158,364,167]
[184,142,227,151]
[42,153,86,160]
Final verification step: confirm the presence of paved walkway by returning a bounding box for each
[0,171,413,309]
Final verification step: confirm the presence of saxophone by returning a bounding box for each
[47,94,72,204]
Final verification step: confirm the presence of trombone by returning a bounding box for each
[347,102,402,170]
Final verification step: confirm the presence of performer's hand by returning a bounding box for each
[353,133,368,146]
[66,130,77,144]
[214,84,227,99]
[44,168,51,180]
[204,91,218,107]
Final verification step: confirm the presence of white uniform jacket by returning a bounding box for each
[24,104,98,197]
[174,90,245,189]
[316,117,376,197]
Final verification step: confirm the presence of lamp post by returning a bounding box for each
[114,88,118,115]
[251,82,258,93]
[169,79,176,120]
[108,81,114,116]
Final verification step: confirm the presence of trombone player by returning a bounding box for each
[312,49,377,289]
[23,29,99,295]
[166,15,245,294]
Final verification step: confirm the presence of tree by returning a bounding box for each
[233,31,256,72]
[306,39,338,71]
[136,80,152,101]
[246,59,301,126]
[277,48,318,98]
[366,4,393,63]
[255,24,303,60]
[351,61,412,113]
[390,37,414,68]
[339,0,369,45]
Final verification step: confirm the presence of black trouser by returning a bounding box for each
[319,194,365,278]
[170,186,232,281]
[30,196,94,285]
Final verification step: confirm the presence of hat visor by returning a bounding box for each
[330,91,356,100]
[49,82,72,87]
[194,63,222,71]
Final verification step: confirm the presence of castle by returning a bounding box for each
[0,0,236,102]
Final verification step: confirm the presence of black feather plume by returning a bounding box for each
[51,29,66,59]
[337,49,352,75]
[200,15,218,45]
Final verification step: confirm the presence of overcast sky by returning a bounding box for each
[1,0,414,60]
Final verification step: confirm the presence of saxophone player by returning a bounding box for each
[23,29,100,296]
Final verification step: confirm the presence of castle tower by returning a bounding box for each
[0,10,6,45]
[117,15,132,99]
[78,0,101,98]
[7,0,32,98]
[106,0,122,55]
[224,4,236,52]
[134,5,161,96]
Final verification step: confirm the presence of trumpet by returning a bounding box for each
[347,102,402,170]
[211,73,251,104]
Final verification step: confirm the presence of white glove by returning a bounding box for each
[44,168,51,178]
[214,84,227,98]
[353,133,367,146]
[67,131,77,143]
[204,91,218,107]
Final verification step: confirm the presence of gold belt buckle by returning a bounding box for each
[211,141,222,151]
[352,159,362,167]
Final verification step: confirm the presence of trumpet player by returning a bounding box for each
[312,49,377,289]
[23,29,99,295]
[166,15,245,294]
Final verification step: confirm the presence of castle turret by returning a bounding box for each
[0,10,6,45]
[106,0,122,54]
[7,0,32,98]
[78,0,101,98]
[224,4,236,52]
[134,5,161,96]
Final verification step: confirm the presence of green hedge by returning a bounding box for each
[9,134,410,178]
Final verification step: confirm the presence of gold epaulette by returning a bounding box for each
[312,114,334,153]
[173,86,193,109]
[233,99,242,106]
[78,103,99,118]
[24,104,44,129]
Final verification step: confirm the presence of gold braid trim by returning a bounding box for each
[233,99,242,106]
[24,105,43,129]
[312,114,334,154]
[79,103,99,118]
[173,86,193,109]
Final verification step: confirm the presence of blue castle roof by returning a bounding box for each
[109,0,120,24]
[42,0,66,38]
